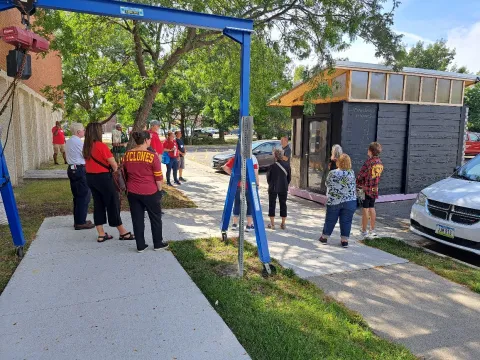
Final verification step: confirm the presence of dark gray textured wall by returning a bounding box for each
[341,103,378,174]
[377,104,409,195]
[405,105,463,194]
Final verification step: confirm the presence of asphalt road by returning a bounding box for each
[185,147,414,231]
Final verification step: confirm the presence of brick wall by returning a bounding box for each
[0,9,62,95]
[0,9,63,187]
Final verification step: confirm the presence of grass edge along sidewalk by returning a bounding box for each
[364,237,480,294]
[0,179,195,294]
[170,238,416,360]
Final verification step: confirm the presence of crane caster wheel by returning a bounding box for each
[222,232,227,242]
[16,246,24,259]
[262,263,277,278]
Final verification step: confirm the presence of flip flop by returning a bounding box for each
[268,224,275,230]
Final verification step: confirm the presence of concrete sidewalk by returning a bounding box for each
[181,160,480,360]
[0,214,249,360]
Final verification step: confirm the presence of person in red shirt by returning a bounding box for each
[83,122,135,243]
[222,154,260,232]
[123,131,168,252]
[52,121,67,165]
[163,131,181,186]
[148,120,164,155]
[356,142,384,239]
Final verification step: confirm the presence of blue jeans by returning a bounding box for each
[233,187,252,217]
[166,157,179,184]
[322,200,357,239]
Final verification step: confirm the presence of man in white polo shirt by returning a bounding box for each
[65,123,94,230]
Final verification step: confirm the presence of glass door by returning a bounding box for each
[307,118,329,193]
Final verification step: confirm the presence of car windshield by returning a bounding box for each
[453,156,480,182]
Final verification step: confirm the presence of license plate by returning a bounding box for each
[435,224,455,239]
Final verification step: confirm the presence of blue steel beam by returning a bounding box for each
[0,3,12,11]
[0,0,253,32]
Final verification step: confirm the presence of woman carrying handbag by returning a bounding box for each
[266,148,291,230]
[83,122,135,243]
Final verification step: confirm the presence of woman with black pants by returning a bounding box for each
[84,123,135,243]
[266,148,291,230]
[123,131,168,253]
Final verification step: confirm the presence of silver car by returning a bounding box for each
[212,140,281,171]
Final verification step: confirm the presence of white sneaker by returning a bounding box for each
[369,231,378,238]
[360,231,369,239]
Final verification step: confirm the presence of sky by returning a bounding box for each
[296,0,480,73]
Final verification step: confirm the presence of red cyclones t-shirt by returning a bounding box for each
[123,150,163,195]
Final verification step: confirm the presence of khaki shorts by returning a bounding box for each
[53,144,65,154]
[178,156,185,169]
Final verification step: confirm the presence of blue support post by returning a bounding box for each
[0,144,25,250]
[246,159,271,264]
[221,29,273,270]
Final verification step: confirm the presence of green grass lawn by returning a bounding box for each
[365,237,480,294]
[0,179,195,293]
[170,238,415,360]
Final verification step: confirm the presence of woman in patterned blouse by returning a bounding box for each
[318,154,357,248]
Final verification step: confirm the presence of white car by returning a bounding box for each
[410,155,480,254]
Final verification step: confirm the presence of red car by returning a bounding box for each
[465,132,480,158]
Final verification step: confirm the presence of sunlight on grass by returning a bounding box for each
[170,238,416,360]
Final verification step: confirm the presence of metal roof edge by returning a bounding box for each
[335,61,478,81]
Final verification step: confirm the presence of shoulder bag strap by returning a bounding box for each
[90,155,111,172]
[276,162,288,177]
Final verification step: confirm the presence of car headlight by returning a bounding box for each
[415,192,427,206]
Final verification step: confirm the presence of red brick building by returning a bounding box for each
[0,9,62,93]
[0,9,63,185]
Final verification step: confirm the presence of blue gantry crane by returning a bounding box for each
[0,0,274,275]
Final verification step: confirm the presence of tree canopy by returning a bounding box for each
[465,82,480,132]
[399,39,456,71]
[35,0,404,130]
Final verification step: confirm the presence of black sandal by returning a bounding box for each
[119,232,135,240]
[97,233,113,243]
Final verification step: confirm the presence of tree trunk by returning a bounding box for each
[180,105,186,138]
[133,83,160,132]
[219,129,225,142]
[128,83,160,149]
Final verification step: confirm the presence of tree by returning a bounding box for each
[399,39,456,71]
[36,0,404,132]
[293,65,306,83]
[465,83,480,132]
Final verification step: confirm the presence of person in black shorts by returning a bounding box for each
[356,142,384,239]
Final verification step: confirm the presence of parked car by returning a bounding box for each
[203,127,219,135]
[193,129,213,138]
[212,140,281,171]
[410,154,480,254]
[465,131,480,158]
[229,128,240,136]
